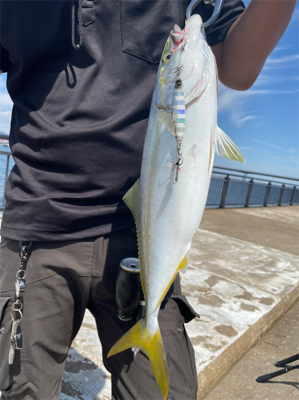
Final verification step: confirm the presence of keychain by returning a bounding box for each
[8,241,32,365]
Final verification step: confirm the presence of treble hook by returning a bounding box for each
[172,139,183,185]
[186,0,224,28]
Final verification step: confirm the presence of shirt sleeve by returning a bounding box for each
[0,44,10,73]
[193,0,246,47]
[0,1,10,73]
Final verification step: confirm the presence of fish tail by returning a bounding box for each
[107,318,169,399]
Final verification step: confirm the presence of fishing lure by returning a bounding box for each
[172,65,185,184]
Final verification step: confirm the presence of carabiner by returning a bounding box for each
[186,0,224,28]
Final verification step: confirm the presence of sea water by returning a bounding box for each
[0,149,14,208]
[0,147,296,209]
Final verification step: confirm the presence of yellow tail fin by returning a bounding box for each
[107,318,169,399]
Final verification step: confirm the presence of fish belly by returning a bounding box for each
[139,73,218,314]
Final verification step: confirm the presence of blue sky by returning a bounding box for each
[0,1,298,179]
[216,0,299,179]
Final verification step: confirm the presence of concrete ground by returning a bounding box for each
[202,297,299,400]
[59,206,299,399]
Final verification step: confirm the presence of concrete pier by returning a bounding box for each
[59,206,299,399]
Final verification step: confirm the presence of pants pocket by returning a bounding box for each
[0,297,12,391]
[171,293,200,322]
[159,294,199,399]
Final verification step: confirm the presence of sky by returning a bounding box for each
[0,0,298,179]
[216,0,299,179]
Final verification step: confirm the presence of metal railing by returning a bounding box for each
[207,166,299,208]
[0,133,11,212]
[1,134,298,211]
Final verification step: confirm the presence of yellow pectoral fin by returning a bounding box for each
[108,318,169,399]
[215,127,245,163]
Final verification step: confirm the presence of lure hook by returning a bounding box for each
[172,139,183,185]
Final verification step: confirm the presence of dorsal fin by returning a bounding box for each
[123,179,146,300]
[123,179,140,229]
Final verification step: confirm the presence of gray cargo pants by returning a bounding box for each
[0,228,198,400]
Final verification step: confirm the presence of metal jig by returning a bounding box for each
[172,62,185,185]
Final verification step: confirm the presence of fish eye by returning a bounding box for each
[175,79,182,88]
[163,51,172,64]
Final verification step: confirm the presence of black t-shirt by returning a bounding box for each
[0,0,245,241]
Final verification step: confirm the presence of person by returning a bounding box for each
[0,0,296,399]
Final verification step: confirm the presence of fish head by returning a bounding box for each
[156,14,211,111]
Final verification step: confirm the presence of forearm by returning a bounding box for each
[213,0,297,90]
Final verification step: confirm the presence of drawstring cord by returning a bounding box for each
[72,0,83,50]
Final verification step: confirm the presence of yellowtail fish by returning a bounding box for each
[108,14,244,399]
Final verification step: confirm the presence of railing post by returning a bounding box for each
[263,181,271,207]
[219,175,230,209]
[3,154,10,208]
[289,185,296,205]
[278,184,285,206]
[245,179,254,207]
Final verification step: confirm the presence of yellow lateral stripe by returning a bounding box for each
[177,253,189,271]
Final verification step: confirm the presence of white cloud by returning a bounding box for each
[289,6,299,27]
[217,86,241,112]
[253,73,299,87]
[252,138,283,151]
[235,115,264,127]
[238,115,259,123]
[217,83,297,128]
[246,89,299,95]
[263,54,299,71]
[266,54,299,65]
[252,139,299,155]
[0,92,13,108]
[273,44,296,52]
[218,83,298,113]
[0,111,12,133]
[0,74,13,132]
[287,157,299,165]
[239,146,254,151]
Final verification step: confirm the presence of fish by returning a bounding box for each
[108,14,244,399]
